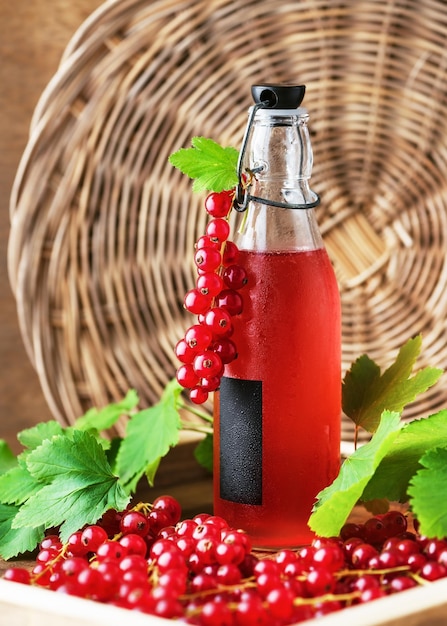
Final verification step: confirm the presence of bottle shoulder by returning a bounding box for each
[233,204,324,252]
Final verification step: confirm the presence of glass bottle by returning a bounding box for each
[213,84,341,549]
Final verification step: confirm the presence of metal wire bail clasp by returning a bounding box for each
[233,101,266,212]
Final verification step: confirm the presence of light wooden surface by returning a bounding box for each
[0,0,104,451]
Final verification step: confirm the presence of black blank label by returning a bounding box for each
[219,377,262,505]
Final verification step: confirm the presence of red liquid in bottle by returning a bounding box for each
[214,247,341,548]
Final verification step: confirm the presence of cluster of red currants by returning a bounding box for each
[174,189,247,404]
[4,500,447,625]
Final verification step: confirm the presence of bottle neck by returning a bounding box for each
[233,204,323,252]
[233,106,323,252]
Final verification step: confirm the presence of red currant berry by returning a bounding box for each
[153,597,183,619]
[120,510,150,536]
[174,338,196,364]
[215,289,243,316]
[32,563,53,586]
[156,547,188,574]
[360,587,387,602]
[81,525,108,552]
[203,307,232,335]
[193,351,223,378]
[96,540,128,562]
[312,544,345,572]
[184,288,212,315]
[352,574,380,592]
[185,324,213,351]
[382,510,408,538]
[266,586,295,621]
[150,538,177,560]
[147,509,171,535]
[389,576,417,593]
[235,594,269,626]
[206,218,230,243]
[119,533,148,557]
[158,569,188,595]
[363,516,388,545]
[222,264,248,290]
[119,554,148,574]
[424,539,447,560]
[36,547,60,564]
[205,190,233,218]
[194,247,222,272]
[200,375,221,391]
[4,567,31,585]
[377,549,402,568]
[60,557,89,578]
[152,495,182,526]
[255,559,281,577]
[196,234,221,251]
[213,337,238,363]
[176,364,200,389]
[190,385,209,404]
[200,599,234,626]
[407,552,427,573]
[420,561,447,581]
[175,518,198,537]
[340,522,365,541]
[305,568,336,596]
[40,535,63,552]
[350,543,379,567]
[222,241,239,265]
[67,531,88,557]
[204,515,229,531]
[197,272,224,297]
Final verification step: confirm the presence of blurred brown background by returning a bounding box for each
[0,0,104,451]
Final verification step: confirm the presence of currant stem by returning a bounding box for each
[180,422,213,436]
[178,399,213,424]
[334,565,411,579]
[292,590,361,606]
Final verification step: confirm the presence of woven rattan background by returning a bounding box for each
[8,0,447,441]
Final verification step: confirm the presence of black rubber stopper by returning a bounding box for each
[251,84,306,109]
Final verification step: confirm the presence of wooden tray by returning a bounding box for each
[2,575,447,626]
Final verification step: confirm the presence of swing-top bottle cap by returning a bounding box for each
[251,84,306,110]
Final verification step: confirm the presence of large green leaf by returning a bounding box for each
[342,335,442,433]
[116,380,183,489]
[408,446,447,538]
[308,411,402,536]
[13,430,129,542]
[362,409,447,503]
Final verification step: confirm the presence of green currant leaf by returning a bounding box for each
[407,446,447,538]
[0,440,17,474]
[145,458,161,490]
[17,420,65,450]
[13,430,129,542]
[169,137,239,193]
[308,411,402,537]
[106,436,123,474]
[342,335,443,433]
[116,380,183,490]
[0,466,43,506]
[194,433,213,473]
[74,389,139,432]
[0,503,45,560]
[361,409,447,503]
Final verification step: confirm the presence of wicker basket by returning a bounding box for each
[8,0,447,442]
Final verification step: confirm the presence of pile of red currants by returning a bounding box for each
[174,189,247,404]
[4,498,447,625]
